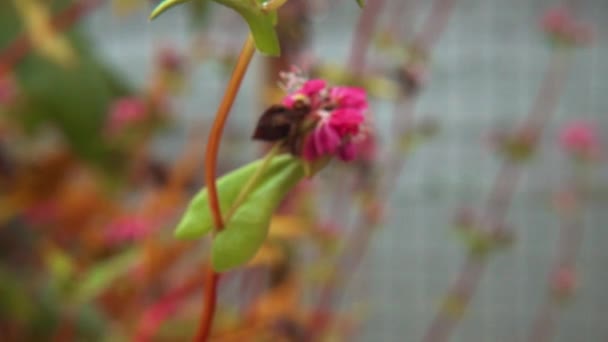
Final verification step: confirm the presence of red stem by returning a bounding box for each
[203,36,255,231]
[194,270,220,342]
[195,36,255,342]
[0,0,104,76]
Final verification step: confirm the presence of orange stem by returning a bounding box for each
[195,35,255,342]
[194,269,220,342]
[203,35,255,231]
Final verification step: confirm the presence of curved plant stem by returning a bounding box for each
[204,35,256,231]
[195,35,255,342]
[0,0,103,76]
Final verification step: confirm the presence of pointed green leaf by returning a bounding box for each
[356,0,365,8]
[213,0,280,55]
[211,157,303,272]
[149,0,192,20]
[174,154,295,240]
[149,0,280,55]
[70,249,139,305]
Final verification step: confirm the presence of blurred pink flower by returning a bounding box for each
[0,76,17,107]
[283,79,369,162]
[156,46,184,73]
[105,215,152,245]
[23,201,57,226]
[540,6,594,46]
[106,97,148,134]
[550,267,577,297]
[282,78,327,108]
[559,120,601,160]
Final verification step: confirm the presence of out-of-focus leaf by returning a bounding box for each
[150,0,280,56]
[12,0,77,67]
[214,0,280,55]
[267,215,308,239]
[0,267,35,322]
[174,154,295,240]
[0,1,132,167]
[111,0,147,16]
[70,249,139,305]
[44,245,75,285]
[212,157,303,272]
[356,0,365,8]
[149,0,192,20]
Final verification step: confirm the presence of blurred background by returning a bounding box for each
[0,0,606,341]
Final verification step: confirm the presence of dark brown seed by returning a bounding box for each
[252,103,310,141]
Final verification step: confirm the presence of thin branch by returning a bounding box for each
[422,50,573,342]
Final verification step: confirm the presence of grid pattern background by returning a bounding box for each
[86,0,608,340]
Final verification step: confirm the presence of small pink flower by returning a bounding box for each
[0,76,17,107]
[157,46,184,73]
[281,79,369,162]
[105,215,151,245]
[330,86,368,111]
[540,7,594,46]
[550,267,577,297]
[559,120,601,160]
[106,97,148,134]
[282,79,327,108]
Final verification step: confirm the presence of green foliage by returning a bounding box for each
[211,157,303,271]
[356,0,365,8]
[174,154,304,272]
[70,249,139,305]
[149,0,192,20]
[174,154,298,240]
[150,0,280,56]
[0,2,132,167]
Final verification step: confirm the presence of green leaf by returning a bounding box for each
[70,249,139,305]
[149,0,192,20]
[149,0,279,55]
[174,154,296,240]
[356,0,365,8]
[212,0,280,55]
[211,157,303,272]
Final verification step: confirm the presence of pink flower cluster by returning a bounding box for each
[105,215,152,245]
[559,120,601,161]
[106,97,148,134]
[283,79,369,162]
[540,7,594,46]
